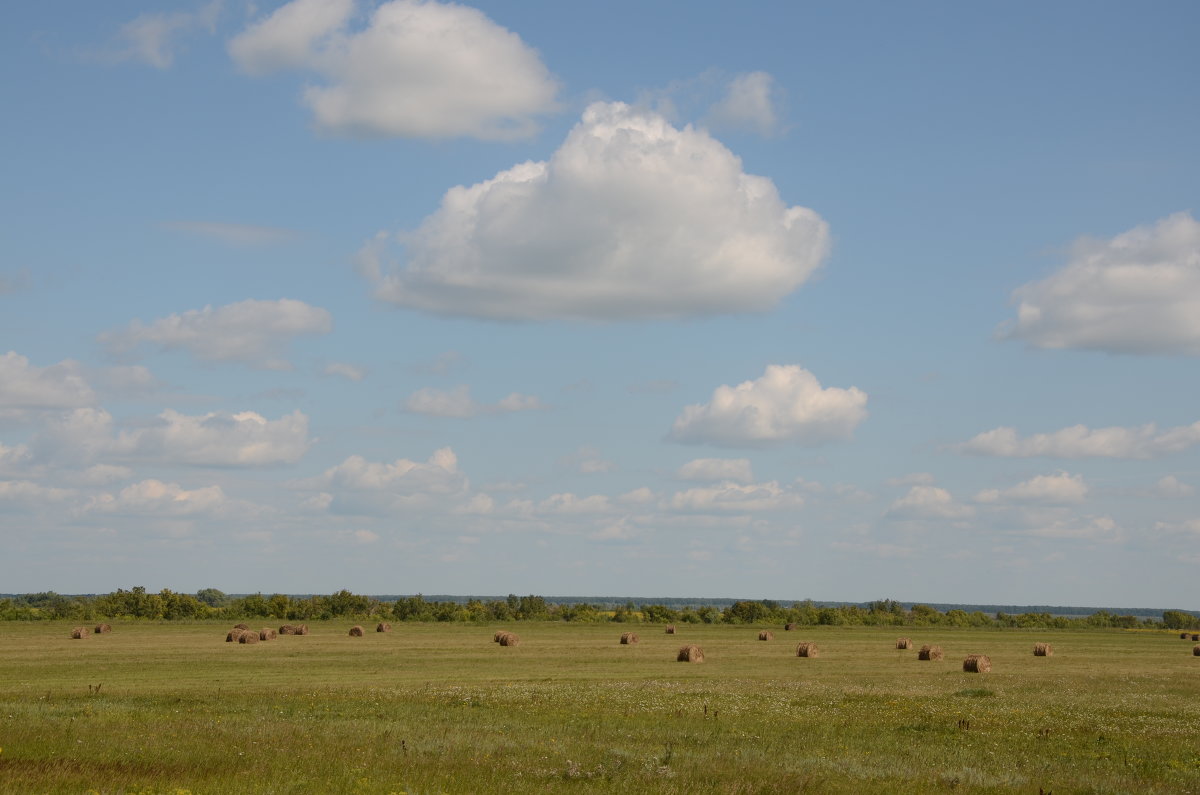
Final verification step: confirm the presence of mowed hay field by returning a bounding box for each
[1,623,1198,794]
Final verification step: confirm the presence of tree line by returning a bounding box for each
[1,589,1195,630]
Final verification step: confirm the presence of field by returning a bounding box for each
[0,622,1198,794]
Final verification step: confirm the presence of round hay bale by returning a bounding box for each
[918,644,944,661]
[963,654,991,673]
[620,632,639,645]
[785,623,797,631]
[233,623,250,630]
[71,626,90,639]
[376,622,392,633]
[758,630,774,641]
[1193,645,1200,657]
[226,629,247,642]
[499,632,520,647]
[677,644,705,663]
[295,624,310,636]
[1192,634,1200,642]
[238,631,259,644]
[493,630,508,643]
[1181,633,1190,639]
[896,637,913,650]
[796,642,819,658]
[349,625,364,637]
[1033,642,1053,657]
[278,625,295,635]
[665,625,677,635]
[259,628,276,641]
[94,623,112,634]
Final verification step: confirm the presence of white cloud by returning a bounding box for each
[707,71,779,136]
[162,220,301,246]
[560,446,614,475]
[0,443,32,475]
[99,298,332,369]
[403,385,544,417]
[305,448,468,515]
[323,361,368,382]
[1022,515,1122,543]
[887,486,974,520]
[677,457,753,484]
[112,1,222,69]
[229,0,559,139]
[536,493,614,515]
[34,408,311,467]
[975,471,1088,505]
[886,472,936,487]
[960,421,1200,459]
[86,479,228,516]
[668,364,867,448]
[364,101,829,320]
[1147,475,1194,498]
[0,480,74,507]
[1001,212,1200,354]
[667,480,803,512]
[0,352,96,411]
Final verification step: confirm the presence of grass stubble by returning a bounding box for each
[0,622,1197,794]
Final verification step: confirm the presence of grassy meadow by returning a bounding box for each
[0,621,1197,794]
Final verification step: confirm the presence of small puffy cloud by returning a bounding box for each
[99,298,332,369]
[707,71,779,136]
[975,471,1088,505]
[72,465,134,486]
[1000,212,1200,355]
[536,493,614,515]
[162,220,301,246]
[34,408,311,467]
[403,385,543,417]
[677,457,753,484]
[111,1,222,69]
[0,480,74,507]
[560,446,614,475]
[306,448,467,515]
[1022,515,1122,543]
[323,361,367,382]
[229,0,559,140]
[666,480,803,513]
[887,486,974,520]
[0,352,96,411]
[86,479,227,516]
[668,365,867,448]
[364,101,829,320]
[1147,475,1194,498]
[960,421,1200,459]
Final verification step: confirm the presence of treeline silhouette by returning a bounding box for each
[2,589,1196,630]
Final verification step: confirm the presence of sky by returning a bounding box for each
[2,1,1198,607]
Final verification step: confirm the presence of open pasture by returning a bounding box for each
[0,622,1197,793]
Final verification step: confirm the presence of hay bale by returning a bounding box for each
[785,623,797,631]
[259,628,276,641]
[278,625,295,635]
[71,626,90,639]
[94,623,112,634]
[493,630,508,643]
[620,632,639,645]
[226,630,246,642]
[1192,634,1200,642]
[295,624,310,635]
[1033,642,1053,657]
[796,642,819,658]
[758,630,774,641]
[896,637,913,650]
[376,622,392,633]
[918,644,944,661]
[1194,645,1200,657]
[963,654,991,673]
[1182,633,1190,639]
[677,644,705,662]
[499,632,520,647]
[238,631,259,644]
[665,625,677,634]
[349,625,364,637]
[233,623,250,630]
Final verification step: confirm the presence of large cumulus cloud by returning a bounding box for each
[363,102,830,320]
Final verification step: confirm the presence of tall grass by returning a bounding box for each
[1,622,1197,793]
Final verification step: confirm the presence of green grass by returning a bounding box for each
[1,622,1198,793]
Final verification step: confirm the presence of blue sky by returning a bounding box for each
[2,1,1198,606]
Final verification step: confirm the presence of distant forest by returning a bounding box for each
[2,588,1198,630]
